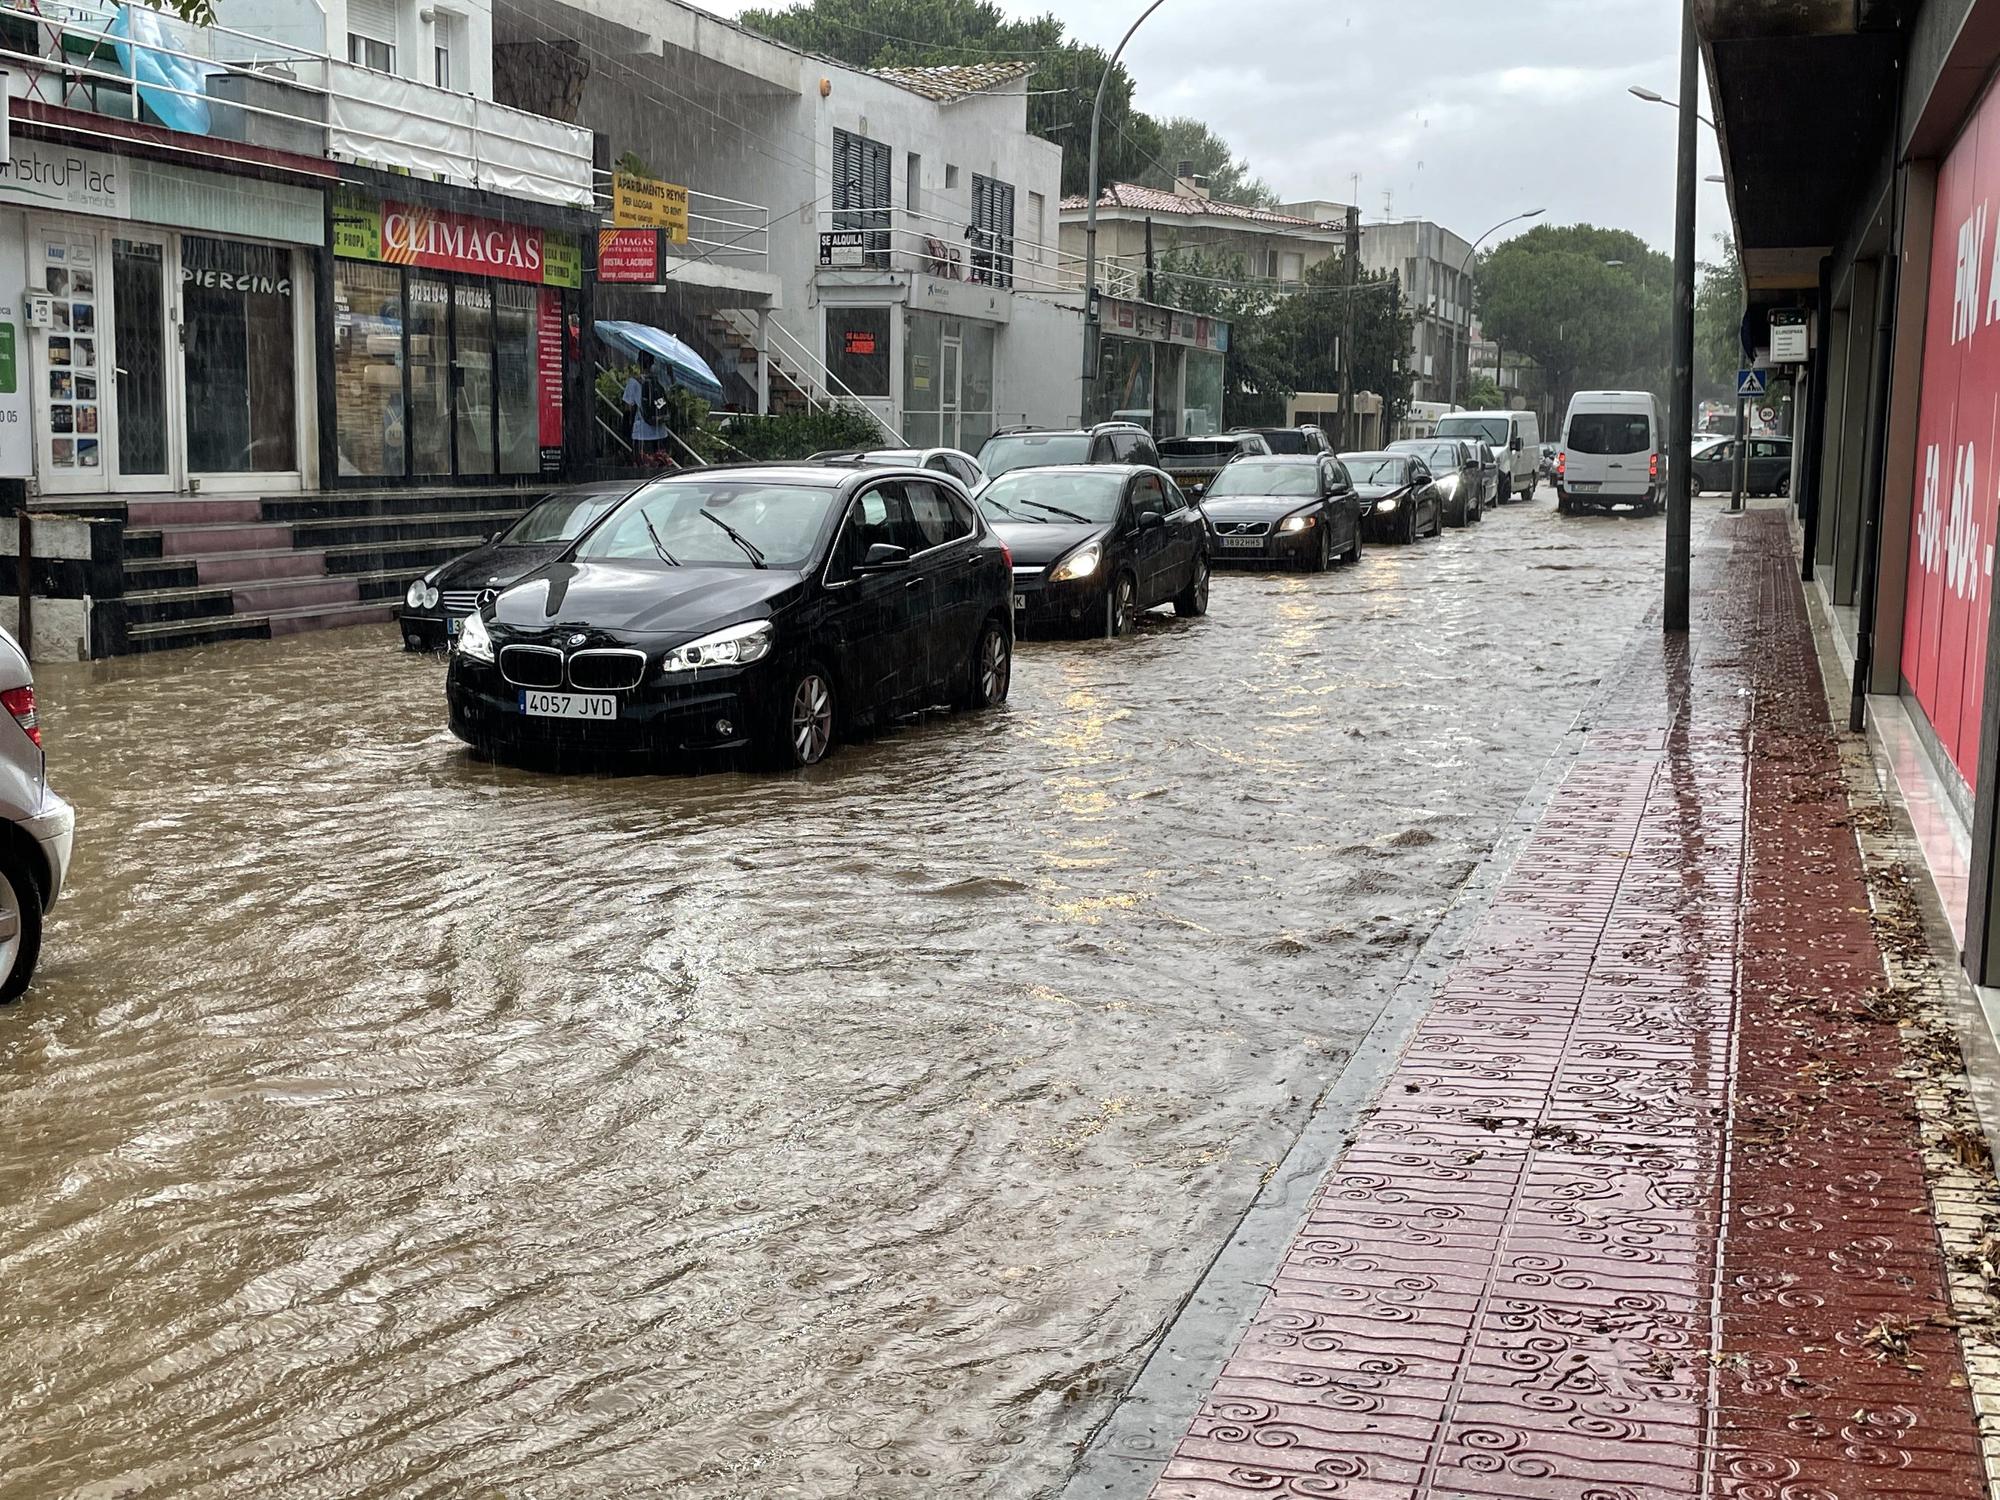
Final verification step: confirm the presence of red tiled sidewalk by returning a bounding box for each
[1149,506,1986,1500]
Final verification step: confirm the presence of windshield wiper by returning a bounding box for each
[1021,500,1094,524]
[700,509,767,568]
[639,511,679,565]
[981,499,1033,521]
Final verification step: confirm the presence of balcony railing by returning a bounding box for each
[816,206,1069,295]
[0,0,592,207]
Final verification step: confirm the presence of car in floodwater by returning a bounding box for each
[0,626,71,1002]
[976,464,1210,637]
[1389,438,1487,526]
[806,446,987,490]
[1201,453,1363,570]
[398,481,640,651]
[1343,452,1445,543]
[447,466,1015,769]
[1155,431,1273,499]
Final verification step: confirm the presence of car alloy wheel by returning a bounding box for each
[0,857,41,1003]
[1107,574,1136,637]
[977,624,1011,705]
[790,672,834,766]
[1175,555,1209,616]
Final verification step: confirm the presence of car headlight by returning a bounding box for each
[455,609,494,663]
[1375,496,1400,513]
[1049,544,1102,583]
[406,579,440,611]
[661,619,775,674]
[1279,514,1316,533]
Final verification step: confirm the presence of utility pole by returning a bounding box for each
[1731,390,1748,512]
[1663,0,1698,633]
[1339,205,1359,449]
[1144,215,1156,303]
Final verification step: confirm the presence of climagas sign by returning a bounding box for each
[333,192,581,289]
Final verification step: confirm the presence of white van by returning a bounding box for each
[1557,391,1663,516]
[1434,410,1542,501]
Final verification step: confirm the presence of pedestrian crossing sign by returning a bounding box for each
[1737,368,1768,398]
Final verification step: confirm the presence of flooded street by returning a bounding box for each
[2,497,1669,1499]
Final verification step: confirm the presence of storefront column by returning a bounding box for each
[756,310,771,417]
[1832,259,1879,605]
[1868,163,1937,694]
[1964,558,2000,983]
[1816,304,1852,576]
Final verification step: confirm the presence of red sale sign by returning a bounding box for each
[1902,82,2000,781]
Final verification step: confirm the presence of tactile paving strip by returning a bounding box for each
[1149,510,1985,1500]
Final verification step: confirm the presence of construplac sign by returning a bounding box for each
[0,141,123,219]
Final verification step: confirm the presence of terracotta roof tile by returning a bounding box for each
[1058,182,1342,229]
[869,63,1034,101]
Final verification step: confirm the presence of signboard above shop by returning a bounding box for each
[1100,295,1230,353]
[333,191,582,289]
[612,172,689,245]
[596,228,660,284]
[1769,310,1809,364]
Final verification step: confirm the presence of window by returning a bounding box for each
[347,33,393,70]
[182,236,297,473]
[906,480,973,549]
[1752,439,1785,460]
[906,153,922,218]
[970,175,1015,289]
[1110,431,1147,462]
[826,306,890,398]
[433,45,449,87]
[945,164,960,188]
[1280,252,1304,283]
[1132,474,1167,519]
[832,128,892,268]
[1567,412,1652,455]
[333,260,403,477]
[832,484,923,575]
[1028,191,1046,274]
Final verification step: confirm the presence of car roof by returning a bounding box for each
[1341,451,1408,462]
[1226,451,1322,462]
[985,463,1147,479]
[642,465,852,488]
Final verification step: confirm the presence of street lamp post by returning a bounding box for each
[1629,84,1718,132]
[1080,0,1171,421]
[1653,7,1700,632]
[1447,208,1544,409]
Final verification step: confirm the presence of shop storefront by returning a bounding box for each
[331,188,582,482]
[1087,297,1230,437]
[0,140,325,495]
[901,310,995,453]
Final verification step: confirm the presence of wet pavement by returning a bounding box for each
[1144,505,1988,1500]
[1,495,1672,1499]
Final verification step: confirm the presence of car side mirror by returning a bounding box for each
[1510,437,1523,452]
[1139,510,1165,531]
[859,542,910,570]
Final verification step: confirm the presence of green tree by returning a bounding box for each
[1140,117,1277,208]
[1475,223,1672,419]
[1466,374,1504,410]
[1696,235,1745,399]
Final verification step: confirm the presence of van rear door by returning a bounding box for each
[1564,409,1654,498]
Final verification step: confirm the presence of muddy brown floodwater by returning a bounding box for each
[0,497,1671,1498]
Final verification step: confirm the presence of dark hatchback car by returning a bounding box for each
[977,422,1158,480]
[398,481,638,650]
[1343,452,1444,543]
[447,466,1015,769]
[977,465,1209,637]
[1689,435,1793,497]
[1229,424,1332,456]
[1389,438,1486,526]
[1202,454,1363,570]
[1156,431,1273,499]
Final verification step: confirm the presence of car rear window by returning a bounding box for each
[1257,430,1310,454]
[980,433,1090,477]
[1567,413,1653,455]
[1159,439,1236,464]
[1436,416,1510,446]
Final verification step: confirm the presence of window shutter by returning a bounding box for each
[350,0,396,45]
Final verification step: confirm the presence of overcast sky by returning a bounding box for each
[695,0,1730,256]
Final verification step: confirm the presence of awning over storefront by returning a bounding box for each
[594,320,725,403]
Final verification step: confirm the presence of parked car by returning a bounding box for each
[1202,454,1363,569]
[1689,435,1793,497]
[1435,409,1541,501]
[1227,424,1332,456]
[1344,451,1444,542]
[808,446,986,490]
[447,466,1014,769]
[1539,442,1560,482]
[1156,431,1274,499]
[1557,390,1664,515]
[976,464,1209,636]
[400,481,640,651]
[1389,438,1486,526]
[978,422,1158,479]
[0,626,71,1002]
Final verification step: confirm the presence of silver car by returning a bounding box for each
[0,627,72,1000]
[807,446,987,491]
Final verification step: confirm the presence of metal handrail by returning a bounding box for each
[752,317,903,445]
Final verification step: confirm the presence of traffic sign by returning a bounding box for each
[1758,404,1776,424]
[1737,368,1768,398]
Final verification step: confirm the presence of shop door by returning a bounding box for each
[940,336,962,451]
[453,281,496,477]
[110,233,179,492]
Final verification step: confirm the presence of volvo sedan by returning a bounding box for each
[1202,454,1363,570]
[447,466,1015,769]
[976,465,1209,637]
[399,481,639,651]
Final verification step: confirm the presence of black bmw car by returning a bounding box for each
[446,466,1014,769]
[975,464,1209,637]
[1201,454,1363,570]
[1342,452,1444,543]
[399,481,638,650]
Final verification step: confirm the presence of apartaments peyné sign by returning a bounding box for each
[334,192,581,289]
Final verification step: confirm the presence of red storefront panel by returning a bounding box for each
[1902,79,2000,781]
